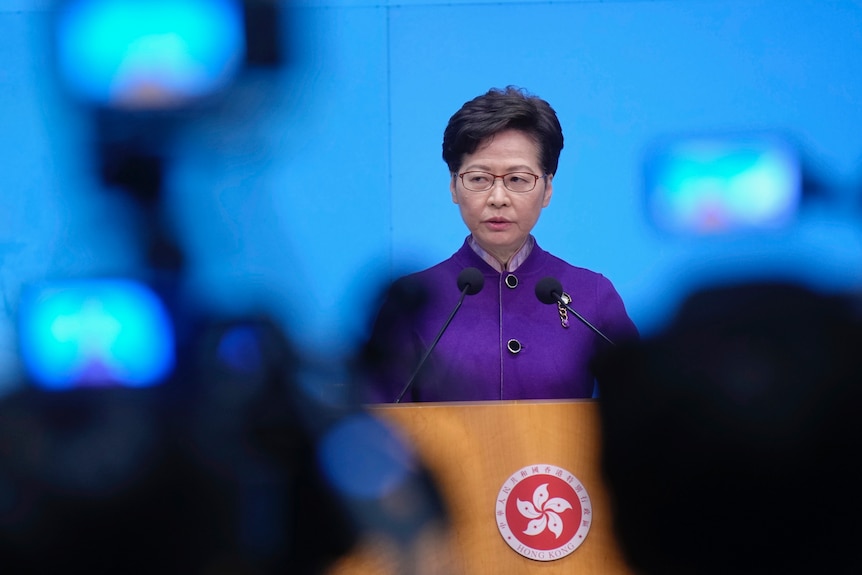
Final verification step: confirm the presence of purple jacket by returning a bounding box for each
[362,238,638,402]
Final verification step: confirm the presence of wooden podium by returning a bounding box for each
[329,400,634,574]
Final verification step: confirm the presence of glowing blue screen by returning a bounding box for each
[55,0,245,109]
[645,135,802,235]
[18,279,175,390]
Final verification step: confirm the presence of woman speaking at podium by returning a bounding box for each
[361,87,637,403]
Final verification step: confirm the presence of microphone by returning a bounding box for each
[535,276,616,346]
[457,266,485,296]
[394,267,484,403]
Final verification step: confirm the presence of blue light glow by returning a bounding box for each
[216,324,265,375]
[317,414,414,500]
[18,279,175,390]
[646,135,802,235]
[55,0,245,109]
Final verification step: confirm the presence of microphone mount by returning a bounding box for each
[535,277,616,346]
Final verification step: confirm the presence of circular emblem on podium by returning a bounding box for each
[495,464,592,561]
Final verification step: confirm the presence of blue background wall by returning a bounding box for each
[4,0,862,390]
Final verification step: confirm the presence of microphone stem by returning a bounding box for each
[394,285,469,403]
[555,292,616,346]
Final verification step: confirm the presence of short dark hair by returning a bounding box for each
[442,86,564,176]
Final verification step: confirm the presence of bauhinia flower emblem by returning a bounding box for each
[516,483,573,538]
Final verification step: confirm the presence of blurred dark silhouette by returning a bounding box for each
[354,274,431,403]
[4,7,454,571]
[2,309,453,574]
[0,317,356,574]
[595,281,862,575]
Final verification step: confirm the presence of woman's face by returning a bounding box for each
[450,129,553,265]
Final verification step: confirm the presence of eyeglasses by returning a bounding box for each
[458,171,544,193]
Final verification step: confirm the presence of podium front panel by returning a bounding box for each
[329,400,634,575]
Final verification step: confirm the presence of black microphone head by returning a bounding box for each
[457,267,484,295]
[535,276,563,305]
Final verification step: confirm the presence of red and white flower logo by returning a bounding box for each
[495,464,592,561]
[519,482,572,538]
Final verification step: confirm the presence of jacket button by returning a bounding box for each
[507,339,522,354]
[505,274,518,289]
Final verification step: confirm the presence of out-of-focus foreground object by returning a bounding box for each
[53,0,266,110]
[17,278,175,390]
[644,133,802,235]
[595,281,862,575]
